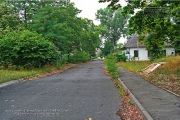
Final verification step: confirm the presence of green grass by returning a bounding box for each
[0,64,69,84]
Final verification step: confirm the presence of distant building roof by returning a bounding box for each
[122,34,173,49]
[122,34,145,49]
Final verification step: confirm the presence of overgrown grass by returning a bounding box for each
[120,61,151,74]
[0,63,71,84]
[119,56,180,95]
[156,56,180,72]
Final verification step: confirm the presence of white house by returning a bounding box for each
[121,34,175,61]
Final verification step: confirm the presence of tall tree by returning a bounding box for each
[29,1,81,53]
[29,1,100,59]
[79,18,100,57]
[96,7,129,47]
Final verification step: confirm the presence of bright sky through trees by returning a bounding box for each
[70,0,127,25]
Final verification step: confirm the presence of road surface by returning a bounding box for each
[0,61,121,120]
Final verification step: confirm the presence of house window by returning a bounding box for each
[126,51,130,54]
[134,50,138,57]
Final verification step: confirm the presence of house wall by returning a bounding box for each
[165,48,175,56]
[123,47,175,61]
[130,48,149,61]
[124,48,149,61]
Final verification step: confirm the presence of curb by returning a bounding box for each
[0,79,24,88]
[118,78,153,120]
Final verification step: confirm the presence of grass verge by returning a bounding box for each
[0,63,74,84]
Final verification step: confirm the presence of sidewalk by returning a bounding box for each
[119,68,180,120]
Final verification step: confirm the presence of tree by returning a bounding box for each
[0,3,21,37]
[79,18,100,57]
[29,1,81,53]
[29,1,100,61]
[96,7,129,48]
[99,0,180,57]
[101,40,114,56]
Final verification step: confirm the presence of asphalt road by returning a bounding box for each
[0,61,121,120]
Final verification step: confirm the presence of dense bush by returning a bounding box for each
[0,30,59,68]
[104,54,119,80]
[61,54,69,63]
[69,50,90,63]
[117,53,127,62]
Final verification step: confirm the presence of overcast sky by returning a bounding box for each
[70,0,127,25]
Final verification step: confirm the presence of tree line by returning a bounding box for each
[0,0,101,68]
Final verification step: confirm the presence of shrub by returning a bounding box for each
[117,53,127,62]
[69,50,90,63]
[0,30,59,68]
[104,54,119,80]
[61,54,69,63]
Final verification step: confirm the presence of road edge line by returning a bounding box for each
[118,78,153,120]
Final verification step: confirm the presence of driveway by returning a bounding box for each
[0,61,121,120]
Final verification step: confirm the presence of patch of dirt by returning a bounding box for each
[144,73,180,96]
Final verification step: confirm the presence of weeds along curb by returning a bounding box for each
[118,78,153,120]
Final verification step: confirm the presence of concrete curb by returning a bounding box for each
[0,79,24,88]
[118,78,153,120]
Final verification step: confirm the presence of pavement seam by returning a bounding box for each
[118,78,153,120]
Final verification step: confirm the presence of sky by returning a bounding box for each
[70,0,127,25]
[70,0,127,43]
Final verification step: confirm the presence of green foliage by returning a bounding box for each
[80,19,100,57]
[0,1,100,68]
[144,33,164,61]
[29,2,81,53]
[0,3,21,35]
[69,50,90,63]
[28,2,100,56]
[0,30,59,68]
[96,7,130,48]
[117,53,127,62]
[61,54,69,63]
[100,0,180,55]
[128,2,180,55]
[104,54,119,80]
[101,40,114,56]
